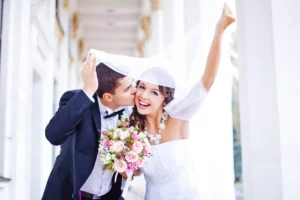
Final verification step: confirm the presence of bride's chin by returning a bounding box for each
[136,107,149,115]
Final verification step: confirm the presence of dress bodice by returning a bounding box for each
[141,140,201,200]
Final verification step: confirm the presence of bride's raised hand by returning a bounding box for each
[216,3,236,32]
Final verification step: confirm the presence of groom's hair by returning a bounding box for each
[96,63,125,98]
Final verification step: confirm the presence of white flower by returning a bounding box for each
[105,153,112,161]
[98,145,104,152]
[129,127,135,132]
[122,113,129,119]
[114,128,122,139]
[111,141,124,153]
[119,130,130,140]
[111,154,117,161]
[113,160,127,173]
[100,154,110,165]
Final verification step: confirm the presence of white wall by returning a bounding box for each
[0,0,82,199]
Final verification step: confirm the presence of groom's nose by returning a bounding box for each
[131,87,137,94]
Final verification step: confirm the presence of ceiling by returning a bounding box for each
[79,0,141,56]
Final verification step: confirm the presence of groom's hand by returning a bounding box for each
[81,52,98,96]
[133,169,142,176]
[120,172,128,180]
[120,169,142,180]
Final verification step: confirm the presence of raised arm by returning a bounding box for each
[45,52,99,145]
[202,3,236,91]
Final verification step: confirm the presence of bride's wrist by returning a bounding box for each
[214,26,224,38]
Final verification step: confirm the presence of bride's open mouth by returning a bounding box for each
[138,100,150,109]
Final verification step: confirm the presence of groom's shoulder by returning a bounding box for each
[60,89,82,101]
[62,89,81,97]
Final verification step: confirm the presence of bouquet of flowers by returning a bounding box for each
[98,114,152,197]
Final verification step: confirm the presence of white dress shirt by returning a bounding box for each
[80,90,132,198]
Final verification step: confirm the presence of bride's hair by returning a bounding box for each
[129,81,175,131]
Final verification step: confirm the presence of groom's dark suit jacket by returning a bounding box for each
[42,90,122,200]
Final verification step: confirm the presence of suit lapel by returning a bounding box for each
[90,94,101,139]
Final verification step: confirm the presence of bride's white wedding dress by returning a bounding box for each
[139,80,207,200]
[141,140,201,200]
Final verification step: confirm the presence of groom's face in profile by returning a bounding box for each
[108,76,136,107]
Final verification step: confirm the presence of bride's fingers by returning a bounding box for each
[223,2,229,14]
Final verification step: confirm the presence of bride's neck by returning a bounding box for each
[145,109,163,132]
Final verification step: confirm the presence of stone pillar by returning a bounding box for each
[0,0,32,199]
[145,0,164,57]
[136,26,145,57]
[237,0,300,199]
[140,0,151,57]
[163,0,185,66]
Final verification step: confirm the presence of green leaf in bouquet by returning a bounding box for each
[107,162,114,170]
[131,174,135,181]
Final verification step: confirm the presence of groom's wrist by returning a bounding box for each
[82,89,95,102]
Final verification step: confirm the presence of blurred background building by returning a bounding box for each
[0,0,299,200]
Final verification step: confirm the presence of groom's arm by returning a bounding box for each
[46,51,98,145]
[45,90,94,145]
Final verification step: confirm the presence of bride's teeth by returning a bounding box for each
[140,101,149,106]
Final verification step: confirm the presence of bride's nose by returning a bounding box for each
[140,91,149,100]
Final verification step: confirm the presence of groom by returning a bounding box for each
[42,52,136,200]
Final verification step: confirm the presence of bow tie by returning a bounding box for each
[103,109,125,120]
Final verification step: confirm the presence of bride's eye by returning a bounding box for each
[139,85,145,90]
[152,91,159,96]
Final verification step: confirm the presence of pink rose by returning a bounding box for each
[113,160,127,173]
[111,141,124,153]
[125,151,138,163]
[119,130,130,140]
[127,162,138,170]
[132,141,143,154]
[143,148,149,157]
[137,158,145,167]
[103,139,110,149]
[131,133,141,140]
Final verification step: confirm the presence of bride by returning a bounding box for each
[126,3,235,200]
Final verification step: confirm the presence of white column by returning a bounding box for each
[56,14,70,97]
[140,0,151,57]
[144,0,164,57]
[237,0,300,199]
[136,25,145,57]
[188,0,235,200]
[0,0,32,199]
[163,0,185,67]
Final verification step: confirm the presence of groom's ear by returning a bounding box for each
[103,93,113,102]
